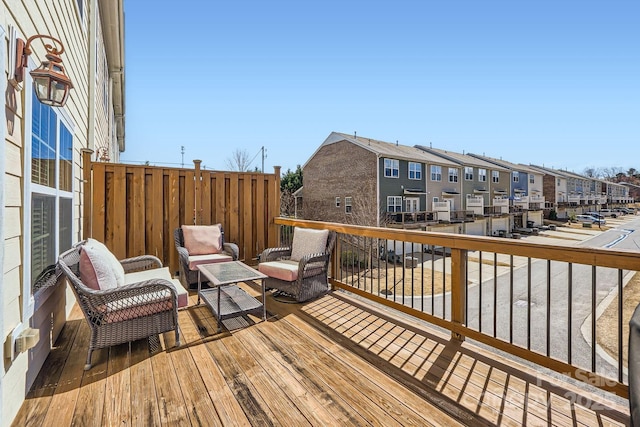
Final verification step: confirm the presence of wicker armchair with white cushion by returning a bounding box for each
[174,225,239,289]
[57,238,188,370]
[258,228,336,303]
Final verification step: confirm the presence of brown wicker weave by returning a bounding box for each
[259,231,336,303]
[174,227,239,289]
[58,242,181,370]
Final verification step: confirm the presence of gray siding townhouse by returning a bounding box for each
[415,146,511,216]
[467,154,545,209]
[302,132,460,226]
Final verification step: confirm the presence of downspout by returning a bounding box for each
[0,24,6,418]
[88,0,97,156]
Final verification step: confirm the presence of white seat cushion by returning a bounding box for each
[187,253,233,270]
[124,267,188,308]
[258,260,299,282]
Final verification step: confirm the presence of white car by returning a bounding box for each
[576,214,606,225]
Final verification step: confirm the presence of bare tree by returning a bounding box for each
[225,148,252,171]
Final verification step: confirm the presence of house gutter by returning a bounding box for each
[98,0,125,153]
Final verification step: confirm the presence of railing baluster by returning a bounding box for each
[618,268,624,383]
[442,248,446,319]
[494,252,497,338]
[431,245,435,315]
[527,257,531,351]
[510,255,514,344]
[568,262,573,365]
[547,260,551,358]
[592,265,596,373]
[479,251,483,331]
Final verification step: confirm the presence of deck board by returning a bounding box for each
[11,287,630,427]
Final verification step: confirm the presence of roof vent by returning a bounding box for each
[396,140,398,146]
[354,131,357,139]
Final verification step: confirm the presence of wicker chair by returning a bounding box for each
[174,226,239,289]
[258,228,336,303]
[58,241,185,370]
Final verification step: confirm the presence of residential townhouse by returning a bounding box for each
[467,154,545,208]
[1,1,124,424]
[414,146,511,216]
[302,132,461,227]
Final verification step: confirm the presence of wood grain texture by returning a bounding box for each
[14,287,628,426]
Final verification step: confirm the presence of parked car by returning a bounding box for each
[575,214,606,225]
[585,212,605,220]
[612,208,627,215]
[599,209,617,218]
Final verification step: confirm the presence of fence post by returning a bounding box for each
[451,247,467,341]
[272,166,281,247]
[193,159,202,224]
[81,149,94,240]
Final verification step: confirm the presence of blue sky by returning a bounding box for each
[121,1,639,176]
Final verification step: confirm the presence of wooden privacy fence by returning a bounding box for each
[82,151,281,275]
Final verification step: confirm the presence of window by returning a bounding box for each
[384,158,399,178]
[408,162,422,180]
[448,168,458,183]
[478,169,487,182]
[335,197,341,207]
[513,172,519,183]
[345,197,352,213]
[430,165,442,181]
[387,196,403,212]
[29,91,73,293]
[557,179,561,187]
[529,174,535,184]
[492,171,499,183]
[464,167,473,181]
[432,197,439,205]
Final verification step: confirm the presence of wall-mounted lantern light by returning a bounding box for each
[14,34,73,107]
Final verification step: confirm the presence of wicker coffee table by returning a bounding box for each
[196,261,267,332]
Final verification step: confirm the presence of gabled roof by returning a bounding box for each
[304,132,459,168]
[415,146,510,171]
[467,153,541,175]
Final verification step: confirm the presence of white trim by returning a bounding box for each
[23,71,75,319]
[0,24,7,414]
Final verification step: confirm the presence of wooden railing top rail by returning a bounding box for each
[274,217,640,270]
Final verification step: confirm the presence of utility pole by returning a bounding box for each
[261,146,267,173]
[181,146,185,168]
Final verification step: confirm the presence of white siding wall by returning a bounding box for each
[0,0,118,424]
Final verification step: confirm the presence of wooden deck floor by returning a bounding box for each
[13,283,630,426]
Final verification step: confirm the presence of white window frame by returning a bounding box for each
[23,70,75,318]
[404,197,419,212]
[387,196,403,212]
[408,162,422,180]
[384,158,399,178]
[464,167,473,181]
[448,168,458,183]
[430,165,442,181]
[478,169,487,182]
[529,174,535,184]
[492,171,500,183]
[345,196,352,213]
[335,197,341,207]
[513,172,519,183]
